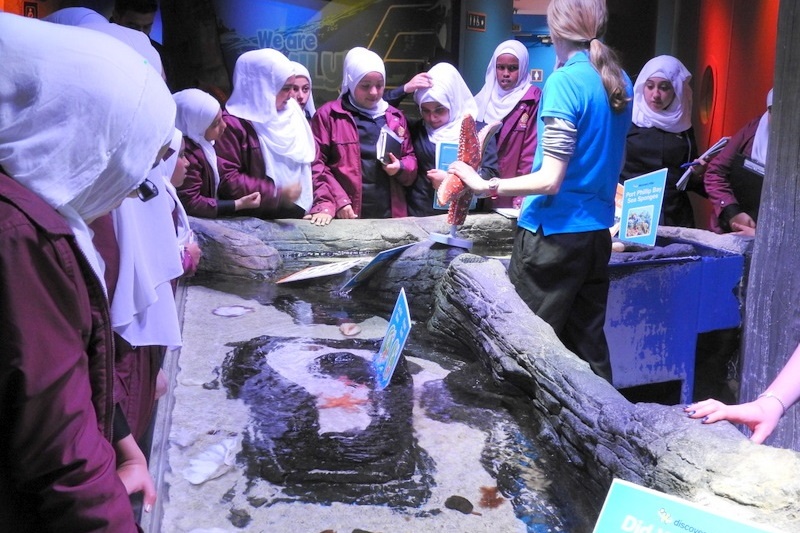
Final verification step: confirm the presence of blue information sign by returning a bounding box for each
[594,479,781,533]
[372,288,412,390]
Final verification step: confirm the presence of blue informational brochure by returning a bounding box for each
[619,168,668,247]
[433,142,478,210]
[373,288,412,390]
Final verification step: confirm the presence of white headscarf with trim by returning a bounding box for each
[340,47,389,118]
[632,55,692,133]
[474,40,532,123]
[174,88,222,192]
[0,13,175,291]
[414,62,478,144]
[751,88,772,165]
[226,49,315,211]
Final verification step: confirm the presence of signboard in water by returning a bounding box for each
[373,288,411,390]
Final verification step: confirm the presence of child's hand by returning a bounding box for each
[336,205,357,219]
[307,212,333,226]
[426,169,448,190]
[403,72,433,93]
[115,434,157,513]
[234,191,261,211]
[279,182,302,205]
[383,153,402,176]
[184,241,202,268]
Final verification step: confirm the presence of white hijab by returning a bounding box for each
[162,129,193,247]
[45,7,163,77]
[414,62,478,144]
[174,88,222,192]
[226,49,315,211]
[340,47,389,118]
[43,6,107,25]
[632,55,693,134]
[291,60,317,118]
[474,40,532,123]
[111,128,184,349]
[751,88,772,165]
[0,13,175,290]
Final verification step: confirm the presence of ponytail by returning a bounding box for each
[587,39,630,113]
[547,0,630,113]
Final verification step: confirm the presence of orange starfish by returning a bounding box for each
[317,393,368,412]
[479,486,506,509]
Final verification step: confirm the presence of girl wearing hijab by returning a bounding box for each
[308,46,417,226]
[0,13,175,530]
[474,40,542,210]
[408,62,499,216]
[44,6,164,79]
[173,88,261,218]
[103,126,186,449]
[216,48,316,219]
[451,0,632,384]
[291,60,317,120]
[164,129,202,276]
[703,88,773,235]
[620,55,706,228]
[43,6,108,25]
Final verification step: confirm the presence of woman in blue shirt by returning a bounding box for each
[450,0,632,382]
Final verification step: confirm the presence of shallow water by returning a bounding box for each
[149,271,596,532]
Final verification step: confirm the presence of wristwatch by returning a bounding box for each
[485,177,500,199]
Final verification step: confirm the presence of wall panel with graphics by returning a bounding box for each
[164,0,460,108]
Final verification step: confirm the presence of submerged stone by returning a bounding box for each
[220,335,434,507]
[444,494,474,514]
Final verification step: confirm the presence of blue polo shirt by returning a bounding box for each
[518,51,632,235]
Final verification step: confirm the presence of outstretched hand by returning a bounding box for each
[426,168,448,190]
[447,161,485,194]
[684,397,783,444]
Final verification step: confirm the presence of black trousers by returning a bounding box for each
[508,226,613,383]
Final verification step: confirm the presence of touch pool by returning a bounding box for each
[142,272,597,533]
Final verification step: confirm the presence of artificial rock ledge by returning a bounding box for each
[189,213,798,530]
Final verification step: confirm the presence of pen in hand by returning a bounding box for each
[680,161,702,169]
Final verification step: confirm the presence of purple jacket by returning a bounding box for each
[215,112,283,218]
[486,85,542,209]
[176,137,236,218]
[704,116,760,225]
[496,85,542,178]
[310,99,417,218]
[91,214,164,443]
[0,172,137,532]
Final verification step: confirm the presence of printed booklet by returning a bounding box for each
[618,168,667,247]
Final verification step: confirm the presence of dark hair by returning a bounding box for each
[113,0,158,14]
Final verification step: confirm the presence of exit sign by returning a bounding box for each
[467,11,486,32]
